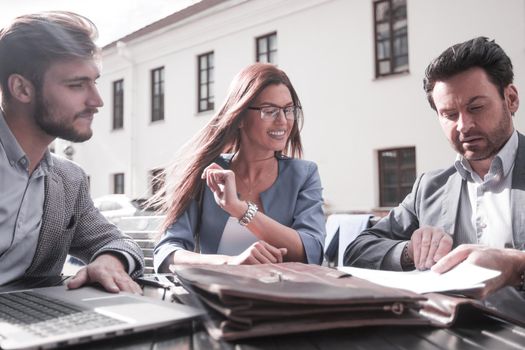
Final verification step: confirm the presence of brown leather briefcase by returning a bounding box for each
[172,263,430,340]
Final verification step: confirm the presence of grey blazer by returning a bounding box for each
[25,154,144,278]
[344,132,525,269]
[154,154,326,271]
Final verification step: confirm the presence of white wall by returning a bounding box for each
[72,0,525,212]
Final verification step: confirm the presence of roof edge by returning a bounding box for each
[102,0,229,50]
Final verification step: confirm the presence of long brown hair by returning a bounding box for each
[152,63,304,233]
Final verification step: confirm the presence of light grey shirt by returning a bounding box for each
[0,113,49,284]
[454,130,517,248]
[0,112,135,282]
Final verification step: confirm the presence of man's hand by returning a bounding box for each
[227,241,287,265]
[67,253,142,294]
[432,244,525,298]
[409,226,453,270]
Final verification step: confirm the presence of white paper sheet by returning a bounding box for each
[338,261,501,294]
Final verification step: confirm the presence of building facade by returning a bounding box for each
[65,0,525,213]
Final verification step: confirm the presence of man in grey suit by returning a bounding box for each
[345,37,525,297]
[0,12,144,293]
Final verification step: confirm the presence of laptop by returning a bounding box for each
[0,285,204,350]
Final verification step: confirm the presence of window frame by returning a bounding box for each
[149,168,165,196]
[255,32,278,64]
[197,51,215,113]
[151,67,165,122]
[378,146,416,207]
[373,0,409,78]
[112,79,124,130]
[113,173,125,194]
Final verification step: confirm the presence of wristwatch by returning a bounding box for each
[401,243,415,271]
[238,201,258,226]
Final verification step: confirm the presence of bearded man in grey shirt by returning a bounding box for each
[345,37,525,298]
[0,12,144,293]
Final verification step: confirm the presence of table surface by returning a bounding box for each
[2,276,525,350]
[70,314,525,350]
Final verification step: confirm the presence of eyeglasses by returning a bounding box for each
[247,105,302,121]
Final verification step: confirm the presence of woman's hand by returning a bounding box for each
[202,163,245,217]
[227,241,287,265]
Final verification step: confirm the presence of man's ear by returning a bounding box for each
[7,74,35,103]
[505,84,519,115]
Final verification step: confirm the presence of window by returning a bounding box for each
[113,173,125,194]
[256,32,277,64]
[150,168,165,196]
[151,67,165,122]
[197,52,214,112]
[378,147,416,207]
[112,79,124,130]
[373,0,408,77]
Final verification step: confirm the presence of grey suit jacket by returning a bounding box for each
[24,154,144,278]
[344,132,525,269]
[154,154,326,271]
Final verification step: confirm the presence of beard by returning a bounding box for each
[34,91,94,143]
[452,103,513,161]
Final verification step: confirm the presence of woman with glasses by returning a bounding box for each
[153,63,325,271]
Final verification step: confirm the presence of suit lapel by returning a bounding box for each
[511,133,525,249]
[203,187,229,253]
[204,154,232,253]
[26,170,65,274]
[440,171,463,237]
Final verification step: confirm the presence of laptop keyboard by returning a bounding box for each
[0,291,124,337]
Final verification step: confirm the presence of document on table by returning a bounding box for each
[338,261,501,294]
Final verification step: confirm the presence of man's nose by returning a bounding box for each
[456,112,474,133]
[87,85,104,108]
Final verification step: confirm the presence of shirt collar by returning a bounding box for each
[0,109,27,166]
[39,149,53,174]
[454,130,518,183]
[0,109,53,174]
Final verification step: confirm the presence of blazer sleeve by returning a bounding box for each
[343,173,424,269]
[291,162,326,265]
[153,198,199,272]
[68,174,145,278]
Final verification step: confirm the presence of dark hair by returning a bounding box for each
[0,11,99,101]
[423,37,514,110]
[152,63,304,232]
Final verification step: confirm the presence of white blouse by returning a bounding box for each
[216,217,258,255]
